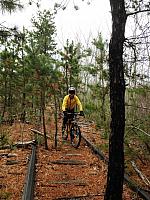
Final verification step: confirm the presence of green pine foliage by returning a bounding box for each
[0,4,149,161]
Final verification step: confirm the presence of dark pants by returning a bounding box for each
[62,109,74,129]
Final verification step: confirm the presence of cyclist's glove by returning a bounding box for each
[80,111,84,116]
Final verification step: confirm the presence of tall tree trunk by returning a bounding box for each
[1,77,7,119]
[65,63,69,93]
[21,92,26,122]
[21,37,26,123]
[104,1,127,200]
[41,89,48,150]
[54,92,58,148]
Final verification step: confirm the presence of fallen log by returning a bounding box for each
[50,159,86,165]
[54,193,103,200]
[30,128,51,139]
[22,144,36,200]
[48,179,87,186]
[0,140,36,150]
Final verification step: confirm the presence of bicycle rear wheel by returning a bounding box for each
[62,125,69,141]
[70,124,81,148]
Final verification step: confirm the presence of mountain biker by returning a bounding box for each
[62,87,84,132]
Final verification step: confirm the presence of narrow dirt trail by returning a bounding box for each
[0,119,136,199]
[0,112,147,199]
[34,138,107,200]
[32,109,136,200]
[34,116,133,200]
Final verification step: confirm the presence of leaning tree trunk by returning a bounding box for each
[104,0,127,200]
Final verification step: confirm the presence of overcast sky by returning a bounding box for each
[0,0,111,47]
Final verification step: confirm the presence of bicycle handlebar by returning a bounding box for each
[67,112,80,115]
[66,112,85,118]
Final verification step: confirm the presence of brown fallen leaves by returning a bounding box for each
[0,120,147,200]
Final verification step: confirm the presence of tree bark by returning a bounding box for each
[104,0,127,200]
[41,89,48,150]
[54,92,58,148]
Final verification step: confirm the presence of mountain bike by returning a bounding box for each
[62,112,82,148]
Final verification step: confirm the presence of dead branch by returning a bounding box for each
[127,9,150,17]
[125,103,150,111]
[127,126,150,137]
[30,128,51,139]
[131,161,150,186]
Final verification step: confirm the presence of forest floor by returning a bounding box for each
[0,109,149,199]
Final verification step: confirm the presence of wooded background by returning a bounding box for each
[0,1,149,200]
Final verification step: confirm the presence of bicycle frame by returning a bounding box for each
[65,113,78,135]
[62,112,81,148]
[67,112,79,124]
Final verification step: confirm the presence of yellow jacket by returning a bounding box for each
[62,95,83,111]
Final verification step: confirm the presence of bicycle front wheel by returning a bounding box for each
[70,124,81,148]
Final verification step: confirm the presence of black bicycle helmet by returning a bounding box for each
[68,87,76,94]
